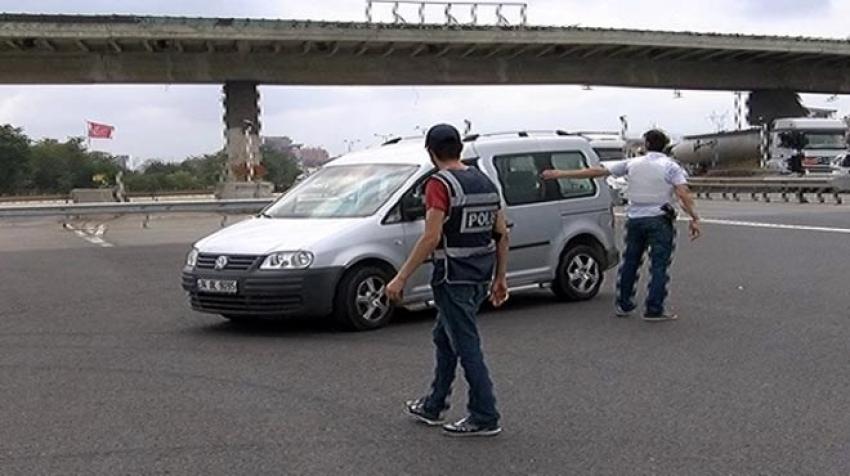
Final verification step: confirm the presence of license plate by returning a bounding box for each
[197,279,238,294]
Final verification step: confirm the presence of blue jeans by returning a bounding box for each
[424,283,499,426]
[616,216,676,316]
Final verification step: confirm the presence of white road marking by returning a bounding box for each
[698,218,850,235]
[63,223,114,247]
[615,213,850,235]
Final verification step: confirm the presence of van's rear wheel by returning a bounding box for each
[553,244,604,301]
[333,265,395,331]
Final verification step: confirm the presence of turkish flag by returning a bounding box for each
[87,121,115,139]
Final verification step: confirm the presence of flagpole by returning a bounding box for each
[85,120,90,150]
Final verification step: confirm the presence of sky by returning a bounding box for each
[0,0,848,162]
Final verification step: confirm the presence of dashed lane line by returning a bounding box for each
[63,223,114,248]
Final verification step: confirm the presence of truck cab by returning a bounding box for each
[768,118,848,174]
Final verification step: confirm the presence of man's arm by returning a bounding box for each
[674,184,702,240]
[541,166,611,181]
[386,208,444,303]
[489,210,510,307]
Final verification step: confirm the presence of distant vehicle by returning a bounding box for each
[182,132,619,330]
[672,117,847,175]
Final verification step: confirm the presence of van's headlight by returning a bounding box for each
[261,251,314,270]
[186,248,199,268]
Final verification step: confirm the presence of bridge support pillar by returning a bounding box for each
[218,81,272,199]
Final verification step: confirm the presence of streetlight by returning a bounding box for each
[343,139,361,152]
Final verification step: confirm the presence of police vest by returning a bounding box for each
[627,154,675,206]
[430,168,502,285]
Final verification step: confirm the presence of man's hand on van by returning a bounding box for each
[540,169,563,181]
[490,277,509,308]
[386,276,405,304]
[541,167,611,181]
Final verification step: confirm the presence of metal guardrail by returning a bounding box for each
[0,189,215,204]
[0,199,273,219]
[689,176,850,204]
[3,176,848,222]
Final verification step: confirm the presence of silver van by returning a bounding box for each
[182,131,619,330]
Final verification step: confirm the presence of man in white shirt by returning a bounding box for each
[542,130,701,321]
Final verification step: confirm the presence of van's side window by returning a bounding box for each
[494,151,596,205]
[551,151,596,199]
[494,154,546,205]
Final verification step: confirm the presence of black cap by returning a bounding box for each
[425,123,462,150]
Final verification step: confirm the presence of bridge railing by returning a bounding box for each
[365,0,528,26]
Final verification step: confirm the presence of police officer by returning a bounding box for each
[386,123,509,437]
[543,129,701,321]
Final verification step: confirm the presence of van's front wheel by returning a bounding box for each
[333,265,395,331]
[553,244,604,301]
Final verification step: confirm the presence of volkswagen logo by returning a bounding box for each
[214,256,229,270]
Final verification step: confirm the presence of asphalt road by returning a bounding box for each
[1,201,849,475]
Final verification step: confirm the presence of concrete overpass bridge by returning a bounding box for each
[1,13,849,169]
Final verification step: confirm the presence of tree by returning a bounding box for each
[0,125,31,195]
[29,137,121,193]
[181,151,227,186]
[261,145,302,192]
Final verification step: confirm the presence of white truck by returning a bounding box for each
[671,117,848,174]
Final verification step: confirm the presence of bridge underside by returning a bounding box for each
[2,49,849,93]
[0,15,849,92]
[2,14,849,177]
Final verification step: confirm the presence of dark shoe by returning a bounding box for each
[615,304,634,318]
[405,398,448,426]
[643,313,678,322]
[442,417,502,437]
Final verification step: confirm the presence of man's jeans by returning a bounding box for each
[616,216,676,316]
[424,283,500,426]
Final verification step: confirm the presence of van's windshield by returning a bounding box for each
[264,164,418,218]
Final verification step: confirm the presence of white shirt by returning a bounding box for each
[603,152,688,218]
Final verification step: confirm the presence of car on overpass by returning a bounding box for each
[182,132,619,330]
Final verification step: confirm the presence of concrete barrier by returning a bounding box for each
[70,188,117,203]
[214,181,274,200]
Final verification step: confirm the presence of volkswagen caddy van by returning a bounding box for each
[182,131,619,330]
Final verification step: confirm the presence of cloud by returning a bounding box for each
[739,0,832,18]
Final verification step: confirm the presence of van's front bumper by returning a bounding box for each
[182,266,344,318]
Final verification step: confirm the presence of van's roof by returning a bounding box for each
[327,132,592,167]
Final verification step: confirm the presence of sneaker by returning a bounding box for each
[642,313,678,322]
[405,398,448,426]
[615,305,634,318]
[442,417,502,437]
